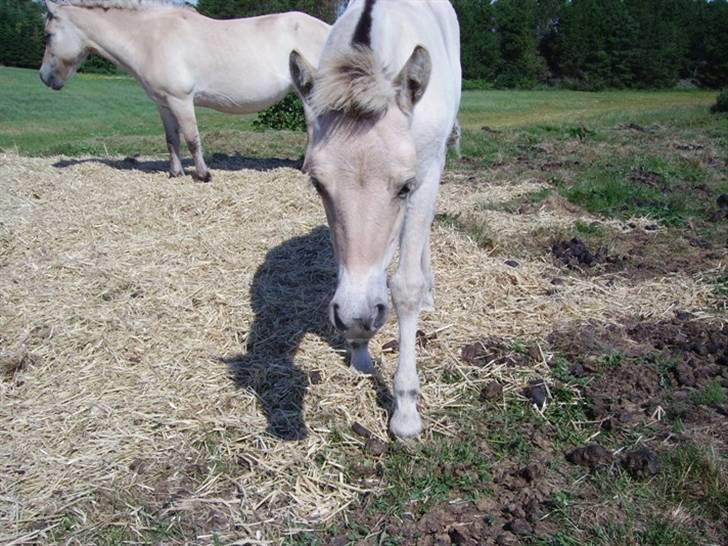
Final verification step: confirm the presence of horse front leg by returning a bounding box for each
[166,96,211,182]
[389,162,443,438]
[420,230,434,312]
[158,106,183,178]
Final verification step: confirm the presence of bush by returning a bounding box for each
[462,79,495,91]
[710,89,728,113]
[253,93,306,131]
[78,55,120,75]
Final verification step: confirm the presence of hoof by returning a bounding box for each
[390,409,423,438]
[168,170,184,178]
[193,171,212,183]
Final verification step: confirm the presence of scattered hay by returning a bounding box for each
[0,152,720,543]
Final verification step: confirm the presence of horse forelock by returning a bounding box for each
[59,0,193,11]
[311,45,393,118]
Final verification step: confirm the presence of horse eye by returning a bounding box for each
[398,180,414,199]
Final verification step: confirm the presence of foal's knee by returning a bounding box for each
[390,272,426,315]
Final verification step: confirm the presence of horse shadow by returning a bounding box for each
[52,152,301,174]
[221,225,393,441]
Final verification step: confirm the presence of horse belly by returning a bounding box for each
[192,60,292,114]
[193,85,290,114]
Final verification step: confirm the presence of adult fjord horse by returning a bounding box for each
[290,0,461,437]
[40,0,330,181]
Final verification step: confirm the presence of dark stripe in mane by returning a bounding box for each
[60,0,191,11]
[351,0,376,46]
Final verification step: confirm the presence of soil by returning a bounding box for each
[506,192,727,280]
[551,238,613,269]
[548,230,727,279]
[566,444,613,468]
[621,447,660,480]
[461,338,540,368]
[332,457,556,546]
[550,315,728,429]
[328,314,728,545]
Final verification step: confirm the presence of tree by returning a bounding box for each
[452,0,499,81]
[625,0,688,88]
[700,0,728,87]
[494,0,543,88]
[197,0,339,23]
[534,0,566,81]
[0,0,45,69]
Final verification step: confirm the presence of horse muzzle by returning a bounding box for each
[39,68,64,90]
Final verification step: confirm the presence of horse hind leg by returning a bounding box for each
[166,96,211,182]
[159,106,184,177]
[447,120,461,159]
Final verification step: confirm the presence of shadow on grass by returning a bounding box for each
[220,226,394,441]
[52,152,302,175]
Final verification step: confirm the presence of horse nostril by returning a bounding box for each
[373,303,387,329]
[332,303,347,331]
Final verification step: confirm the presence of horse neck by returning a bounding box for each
[67,7,147,74]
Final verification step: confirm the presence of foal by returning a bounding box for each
[290,0,461,437]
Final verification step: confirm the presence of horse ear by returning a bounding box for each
[290,50,317,105]
[394,46,431,114]
[45,0,65,16]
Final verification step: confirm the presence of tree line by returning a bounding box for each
[453,0,728,89]
[1,0,726,89]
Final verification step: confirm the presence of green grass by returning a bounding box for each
[690,381,727,407]
[659,443,728,521]
[435,212,495,249]
[47,502,189,545]
[459,88,716,131]
[562,155,718,225]
[1,66,719,159]
[713,274,728,299]
[539,440,726,546]
[0,66,257,157]
[372,439,491,516]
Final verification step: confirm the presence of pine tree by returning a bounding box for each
[494,0,543,88]
[625,0,688,88]
[701,0,728,87]
[452,0,499,81]
[0,0,45,69]
[534,0,566,81]
[197,0,338,23]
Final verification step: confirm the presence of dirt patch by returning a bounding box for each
[332,458,556,546]
[629,166,666,190]
[334,316,728,545]
[566,444,613,468]
[621,447,660,480]
[551,238,614,269]
[549,314,728,433]
[460,338,541,368]
[545,227,726,280]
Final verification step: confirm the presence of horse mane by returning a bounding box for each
[311,45,394,118]
[61,0,193,11]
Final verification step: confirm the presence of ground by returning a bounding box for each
[0,68,727,545]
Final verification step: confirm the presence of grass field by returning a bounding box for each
[1,66,727,545]
[0,66,719,156]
